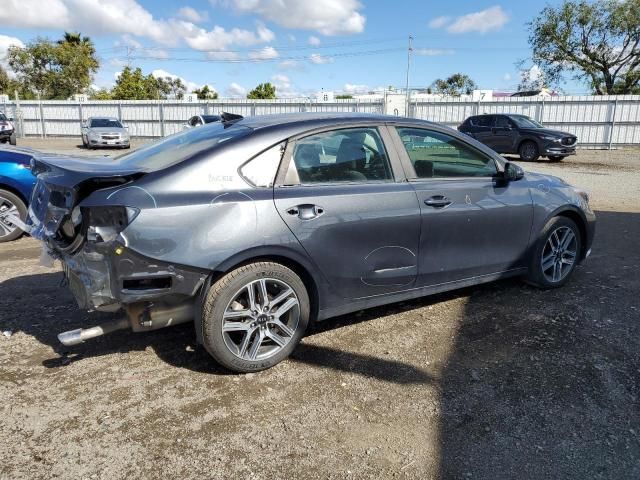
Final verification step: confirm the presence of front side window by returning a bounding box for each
[288,127,393,184]
[90,118,123,128]
[396,127,497,178]
[510,115,543,128]
[475,115,494,127]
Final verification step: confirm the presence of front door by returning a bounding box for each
[391,126,533,286]
[491,115,519,153]
[274,126,421,299]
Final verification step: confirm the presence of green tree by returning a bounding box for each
[156,76,186,99]
[89,88,113,100]
[432,73,478,96]
[111,67,159,100]
[193,84,218,100]
[7,32,99,99]
[528,0,640,94]
[335,94,353,99]
[247,82,276,99]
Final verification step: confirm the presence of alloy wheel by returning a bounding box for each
[541,226,578,283]
[0,196,19,238]
[222,278,300,361]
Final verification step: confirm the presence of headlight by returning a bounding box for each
[540,135,561,142]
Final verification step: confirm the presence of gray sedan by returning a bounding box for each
[25,113,595,372]
[81,117,130,149]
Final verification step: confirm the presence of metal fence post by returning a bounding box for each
[117,103,123,121]
[251,102,256,116]
[608,98,619,150]
[38,94,46,138]
[78,102,84,135]
[159,103,165,137]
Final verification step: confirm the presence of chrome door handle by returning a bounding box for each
[424,196,451,208]
[287,204,324,220]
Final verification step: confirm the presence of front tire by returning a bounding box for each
[0,189,27,243]
[9,133,16,146]
[526,216,582,289]
[518,141,539,162]
[201,262,310,372]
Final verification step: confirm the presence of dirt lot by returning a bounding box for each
[1,140,639,479]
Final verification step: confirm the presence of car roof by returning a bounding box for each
[233,112,441,131]
[88,117,120,121]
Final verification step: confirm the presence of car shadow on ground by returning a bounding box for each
[0,271,439,384]
[1,211,639,478]
[437,209,640,479]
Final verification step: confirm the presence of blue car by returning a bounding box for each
[0,147,36,242]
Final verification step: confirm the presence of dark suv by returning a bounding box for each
[458,114,577,162]
[0,112,17,145]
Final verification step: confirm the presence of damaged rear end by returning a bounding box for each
[27,155,206,346]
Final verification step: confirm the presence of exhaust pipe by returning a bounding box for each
[58,317,130,346]
[57,302,194,347]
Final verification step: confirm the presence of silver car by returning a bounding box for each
[25,113,595,373]
[81,117,130,149]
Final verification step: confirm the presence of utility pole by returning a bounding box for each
[405,35,413,116]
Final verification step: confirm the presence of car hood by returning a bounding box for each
[520,127,574,138]
[87,127,127,134]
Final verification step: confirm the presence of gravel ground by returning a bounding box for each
[1,140,639,479]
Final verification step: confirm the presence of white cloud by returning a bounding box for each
[0,34,25,73]
[308,36,321,46]
[414,48,455,56]
[178,6,208,23]
[151,69,204,93]
[428,16,450,29]
[207,51,240,60]
[503,73,512,81]
[309,53,333,64]
[279,59,301,70]
[0,0,274,52]
[248,46,279,60]
[343,83,369,94]
[271,73,298,97]
[446,6,509,34]
[228,0,365,35]
[226,82,247,97]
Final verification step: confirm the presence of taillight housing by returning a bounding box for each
[84,206,139,243]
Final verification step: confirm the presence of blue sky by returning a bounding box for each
[0,1,589,97]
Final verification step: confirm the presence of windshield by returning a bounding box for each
[90,119,123,128]
[112,122,251,171]
[0,113,6,121]
[510,115,543,128]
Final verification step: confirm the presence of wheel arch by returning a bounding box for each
[517,137,540,153]
[547,206,589,260]
[194,246,323,345]
[0,182,29,207]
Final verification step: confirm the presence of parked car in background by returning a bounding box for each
[81,117,130,149]
[27,113,595,372]
[0,112,17,146]
[458,113,577,162]
[183,114,222,129]
[0,147,36,242]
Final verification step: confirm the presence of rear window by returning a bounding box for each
[112,122,251,172]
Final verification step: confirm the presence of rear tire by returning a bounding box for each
[519,141,539,162]
[9,133,16,146]
[548,155,564,162]
[526,216,582,289]
[201,262,310,372]
[0,189,27,243]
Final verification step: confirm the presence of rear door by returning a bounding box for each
[491,115,519,153]
[273,125,421,299]
[470,115,496,149]
[390,125,533,286]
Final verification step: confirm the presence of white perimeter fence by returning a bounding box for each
[1,95,639,149]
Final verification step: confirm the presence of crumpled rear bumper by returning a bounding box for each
[55,241,208,311]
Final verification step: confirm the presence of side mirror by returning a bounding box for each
[503,162,524,181]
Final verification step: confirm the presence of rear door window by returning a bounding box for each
[287,127,393,184]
